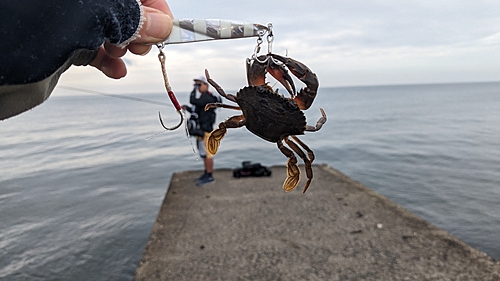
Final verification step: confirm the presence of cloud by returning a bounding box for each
[56,0,500,95]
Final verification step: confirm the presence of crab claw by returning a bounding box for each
[246,55,268,86]
[270,54,319,110]
[246,55,296,97]
[267,56,296,96]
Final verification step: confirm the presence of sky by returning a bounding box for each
[56,0,500,95]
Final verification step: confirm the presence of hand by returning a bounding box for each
[90,0,173,79]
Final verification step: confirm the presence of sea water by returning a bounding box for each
[1,82,499,280]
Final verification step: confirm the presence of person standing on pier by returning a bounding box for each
[182,76,221,186]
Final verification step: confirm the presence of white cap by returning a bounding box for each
[193,76,208,84]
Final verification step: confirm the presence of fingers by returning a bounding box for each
[91,1,173,78]
[141,0,173,18]
[126,3,173,53]
[134,7,173,44]
[104,42,127,58]
[127,43,152,55]
[89,46,127,79]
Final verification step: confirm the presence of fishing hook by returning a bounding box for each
[158,110,183,130]
[157,46,184,130]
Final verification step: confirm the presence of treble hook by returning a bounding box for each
[157,48,184,130]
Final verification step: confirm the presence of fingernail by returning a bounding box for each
[145,12,172,41]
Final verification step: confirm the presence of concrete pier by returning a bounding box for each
[135,164,500,280]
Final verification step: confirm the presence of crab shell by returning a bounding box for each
[236,85,306,142]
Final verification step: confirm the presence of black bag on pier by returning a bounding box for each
[233,161,272,178]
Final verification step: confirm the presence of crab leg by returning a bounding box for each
[205,103,241,111]
[277,139,301,192]
[291,135,315,163]
[284,137,313,193]
[205,69,238,103]
[305,108,327,132]
[206,115,246,155]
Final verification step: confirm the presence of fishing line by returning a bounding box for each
[59,85,199,160]
[58,86,173,107]
[183,112,199,161]
[59,85,177,140]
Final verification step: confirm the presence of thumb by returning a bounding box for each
[136,7,173,43]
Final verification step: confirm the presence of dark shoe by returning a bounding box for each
[195,173,208,182]
[196,175,214,186]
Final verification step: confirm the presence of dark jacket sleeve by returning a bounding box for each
[0,0,143,120]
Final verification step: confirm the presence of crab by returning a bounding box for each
[204,53,327,193]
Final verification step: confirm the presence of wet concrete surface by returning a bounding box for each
[135,164,500,280]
